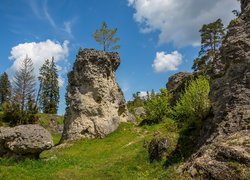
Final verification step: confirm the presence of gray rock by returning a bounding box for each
[61,49,129,142]
[183,1,250,179]
[134,107,146,117]
[166,72,193,104]
[127,113,136,123]
[0,125,53,159]
[148,137,168,162]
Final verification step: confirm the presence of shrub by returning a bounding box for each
[2,102,38,126]
[144,88,172,123]
[174,76,211,122]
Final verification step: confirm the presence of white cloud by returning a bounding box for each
[138,91,147,98]
[27,0,76,38]
[152,51,182,73]
[43,0,56,28]
[128,0,239,47]
[9,39,69,87]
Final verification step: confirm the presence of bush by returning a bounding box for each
[174,76,211,122]
[144,88,172,123]
[2,102,38,126]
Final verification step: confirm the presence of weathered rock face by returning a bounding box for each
[166,72,193,103]
[148,137,168,162]
[61,48,129,141]
[184,1,250,179]
[0,125,53,159]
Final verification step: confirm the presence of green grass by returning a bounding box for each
[0,119,182,180]
[37,113,64,127]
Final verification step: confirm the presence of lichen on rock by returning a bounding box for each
[61,48,129,142]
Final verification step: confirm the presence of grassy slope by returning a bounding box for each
[36,113,64,144]
[0,118,182,180]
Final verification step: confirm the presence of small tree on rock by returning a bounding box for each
[92,22,120,51]
[192,19,225,74]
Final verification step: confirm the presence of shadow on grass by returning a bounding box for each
[163,120,202,168]
[139,119,159,126]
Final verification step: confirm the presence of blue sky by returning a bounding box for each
[0,0,239,115]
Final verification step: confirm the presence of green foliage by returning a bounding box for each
[92,22,120,51]
[174,76,211,122]
[2,102,38,126]
[127,91,145,114]
[0,72,11,106]
[144,88,172,123]
[38,57,60,114]
[193,19,225,74]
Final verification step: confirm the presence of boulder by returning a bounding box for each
[134,107,146,117]
[166,72,193,103]
[183,1,250,179]
[0,125,53,159]
[61,48,129,142]
[148,137,168,162]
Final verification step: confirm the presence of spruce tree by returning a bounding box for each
[192,19,225,74]
[92,22,120,51]
[0,72,11,105]
[13,55,36,111]
[38,57,59,114]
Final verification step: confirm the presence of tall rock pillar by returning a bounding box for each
[61,48,129,141]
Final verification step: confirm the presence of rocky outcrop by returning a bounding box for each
[0,125,53,159]
[148,137,168,162]
[166,72,193,103]
[134,107,146,117]
[61,48,129,142]
[183,1,250,179]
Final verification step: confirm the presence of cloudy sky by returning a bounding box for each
[0,0,239,114]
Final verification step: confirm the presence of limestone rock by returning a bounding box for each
[134,107,146,117]
[0,125,53,159]
[148,137,168,162]
[184,1,250,179]
[61,48,129,141]
[166,72,193,103]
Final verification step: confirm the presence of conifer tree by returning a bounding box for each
[13,55,36,111]
[92,22,120,51]
[193,19,225,74]
[38,57,59,114]
[0,72,11,105]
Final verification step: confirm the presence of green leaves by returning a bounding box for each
[38,57,60,114]
[174,76,211,122]
[92,22,120,51]
[144,88,172,123]
[0,72,11,106]
[193,19,225,74]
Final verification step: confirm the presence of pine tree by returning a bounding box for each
[0,72,11,105]
[192,19,225,74]
[13,55,36,111]
[38,57,59,114]
[92,22,120,51]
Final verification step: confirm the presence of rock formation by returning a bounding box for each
[134,107,146,117]
[166,72,193,103]
[0,125,53,159]
[61,48,129,141]
[183,1,250,179]
[148,137,168,162]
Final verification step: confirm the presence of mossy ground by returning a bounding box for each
[0,116,182,180]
